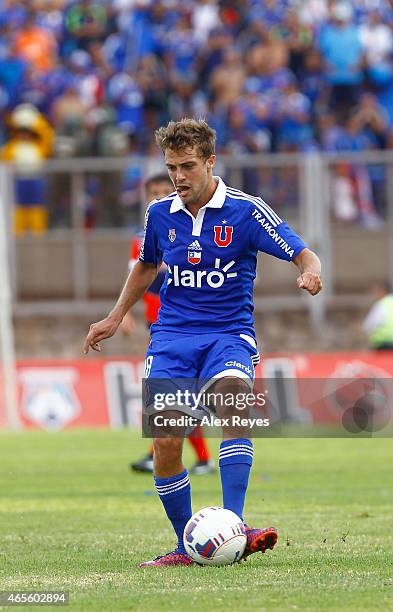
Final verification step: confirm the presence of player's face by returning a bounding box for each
[165,146,216,206]
[146,180,173,202]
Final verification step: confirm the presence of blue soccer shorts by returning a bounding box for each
[143,332,260,421]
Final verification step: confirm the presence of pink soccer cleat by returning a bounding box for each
[139,548,193,568]
[242,526,278,558]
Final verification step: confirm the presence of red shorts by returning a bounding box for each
[143,292,160,324]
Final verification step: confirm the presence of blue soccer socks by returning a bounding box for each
[219,438,254,521]
[154,443,253,550]
[154,470,192,553]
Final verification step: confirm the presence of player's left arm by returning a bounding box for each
[292,248,322,296]
[248,198,322,296]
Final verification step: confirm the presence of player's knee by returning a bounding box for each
[149,410,187,439]
[212,376,249,395]
[211,376,252,419]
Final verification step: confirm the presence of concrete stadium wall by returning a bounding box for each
[15,228,389,300]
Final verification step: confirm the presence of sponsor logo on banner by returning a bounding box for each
[262,358,311,424]
[214,225,233,247]
[187,239,202,265]
[18,368,81,431]
[324,360,392,414]
[1,352,391,432]
[104,361,144,427]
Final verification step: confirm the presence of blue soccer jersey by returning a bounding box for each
[140,177,306,339]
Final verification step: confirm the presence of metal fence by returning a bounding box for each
[2,151,393,327]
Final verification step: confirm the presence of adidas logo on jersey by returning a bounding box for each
[188,240,202,250]
[167,259,237,288]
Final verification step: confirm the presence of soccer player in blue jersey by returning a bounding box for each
[83,118,322,567]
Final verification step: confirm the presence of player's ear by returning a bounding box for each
[207,154,216,170]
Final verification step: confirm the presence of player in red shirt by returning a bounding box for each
[122,174,215,475]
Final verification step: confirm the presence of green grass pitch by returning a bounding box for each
[0,430,392,611]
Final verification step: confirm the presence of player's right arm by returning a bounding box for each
[84,203,162,353]
[120,234,143,335]
[83,261,159,353]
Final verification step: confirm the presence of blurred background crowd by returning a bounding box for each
[1,0,393,231]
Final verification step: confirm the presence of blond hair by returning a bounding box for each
[155,118,216,160]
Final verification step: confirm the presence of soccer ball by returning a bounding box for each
[183,506,246,566]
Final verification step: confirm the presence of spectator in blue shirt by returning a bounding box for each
[0,42,28,110]
[276,77,314,151]
[319,3,364,117]
[107,72,144,136]
[163,14,200,79]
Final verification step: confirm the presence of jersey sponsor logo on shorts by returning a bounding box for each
[224,360,253,376]
[213,225,233,247]
[167,258,237,288]
[168,228,176,242]
[188,239,202,265]
[251,209,294,257]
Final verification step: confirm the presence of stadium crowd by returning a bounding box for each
[1,0,393,230]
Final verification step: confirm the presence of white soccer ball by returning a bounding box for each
[183,506,246,566]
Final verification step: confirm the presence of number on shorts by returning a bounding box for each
[144,356,154,378]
